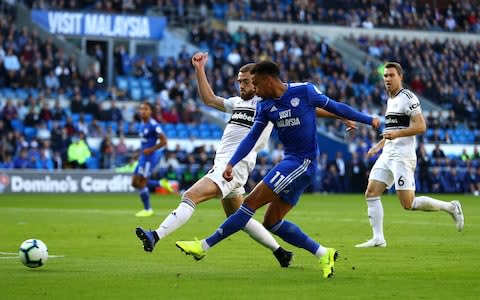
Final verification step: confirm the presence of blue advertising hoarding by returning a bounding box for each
[31,10,166,40]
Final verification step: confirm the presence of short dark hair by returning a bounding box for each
[251,61,280,78]
[384,62,403,77]
[239,63,256,73]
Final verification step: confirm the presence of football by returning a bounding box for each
[18,239,49,268]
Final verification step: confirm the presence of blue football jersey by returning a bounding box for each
[139,118,163,152]
[255,83,330,160]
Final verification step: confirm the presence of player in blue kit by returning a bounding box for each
[132,101,173,217]
[176,61,380,278]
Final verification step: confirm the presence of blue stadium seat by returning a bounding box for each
[11,119,24,132]
[71,113,80,123]
[15,88,29,100]
[129,77,140,88]
[116,76,128,90]
[199,130,212,139]
[165,129,177,138]
[86,157,99,169]
[140,78,152,89]
[143,87,154,98]
[177,130,189,138]
[23,127,37,140]
[130,88,142,101]
[84,114,94,123]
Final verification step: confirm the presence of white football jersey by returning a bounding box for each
[382,88,422,160]
[215,96,273,165]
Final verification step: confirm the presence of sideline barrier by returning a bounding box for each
[0,170,134,193]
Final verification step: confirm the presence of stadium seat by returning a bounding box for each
[130,88,142,101]
[140,78,152,89]
[23,127,37,140]
[116,76,128,90]
[11,119,24,132]
[129,77,140,89]
[143,87,154,98]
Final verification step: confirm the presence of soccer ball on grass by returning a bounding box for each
[18,239,48,268]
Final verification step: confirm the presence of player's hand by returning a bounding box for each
[371,117,381,129]
[223,163,234,182]
[342,119,356,132]
[191,52,208,69]
[367,147,378,158]
[383,131,399,140]
[143,147,155,155]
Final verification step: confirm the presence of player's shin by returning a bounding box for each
[139,187,150,210]
[243,218,280,251]
[269,220,323,256]
[412,196,452,211]
[205,204,254,248]
[155,197,196,239]
[367,196,384,241]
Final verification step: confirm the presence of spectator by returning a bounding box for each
[13,148,30,169]
[67,133,91,169]
[346,152,367,193]
[35,148,54,170]
[431,143,446,159]
[100,136,114,169]
[440,167,464,193]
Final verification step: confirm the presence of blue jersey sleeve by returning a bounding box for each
[228,121,267,166]
[307,83,373,125]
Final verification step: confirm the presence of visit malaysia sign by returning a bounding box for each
[31,10,166,40]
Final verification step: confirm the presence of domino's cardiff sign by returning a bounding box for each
[0,170,135,193]
[31,10,166,40]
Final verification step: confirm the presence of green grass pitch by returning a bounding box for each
[1,193,479,300]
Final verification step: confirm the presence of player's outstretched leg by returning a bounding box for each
[135,227,159,252]
[412,196,464,231]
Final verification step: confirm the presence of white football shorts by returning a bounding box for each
[205,157,253,199]
[369,155,416,190]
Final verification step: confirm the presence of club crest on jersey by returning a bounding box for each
[290,97,300,107]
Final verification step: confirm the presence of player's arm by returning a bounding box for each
[383,113,426,140]
[308,84,380,128]
[223,121,267,182]
[192,52,227,112]
[315,108,356,131]
[367,138,386,158]
[143,132,167,155]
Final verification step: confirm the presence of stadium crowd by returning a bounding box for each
[22,0,480,33]
[0,2,479,195]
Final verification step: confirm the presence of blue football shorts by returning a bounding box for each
[263,155,315,205]
[133,153,160,178]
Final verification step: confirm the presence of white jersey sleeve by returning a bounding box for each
[253,122,273,152]
[223,97,236,114]
[403,90,422,116]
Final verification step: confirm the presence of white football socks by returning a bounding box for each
[155,198,195,239]
[366,196,385,241]
[243,219,280,251]
[412,195,453,212]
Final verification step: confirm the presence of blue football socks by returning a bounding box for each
[205,204,254,247]
[269,220,320,254]
[139,187,151,210]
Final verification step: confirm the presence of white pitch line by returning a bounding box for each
[2,207,476,227]
[0,252,64,258]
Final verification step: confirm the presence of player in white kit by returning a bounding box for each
[355,62,464,248]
